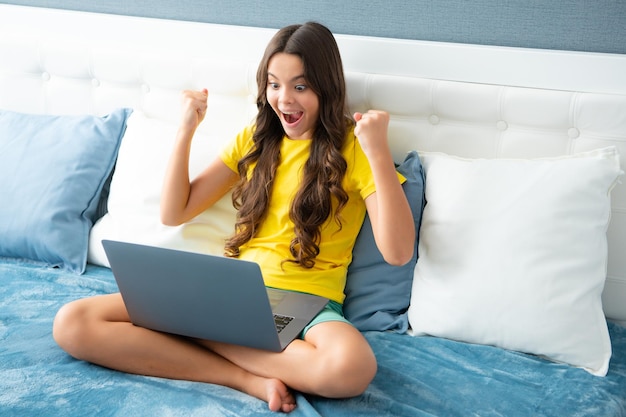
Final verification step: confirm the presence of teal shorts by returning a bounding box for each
[301,300,352,338]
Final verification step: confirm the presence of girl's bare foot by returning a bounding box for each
[265,378,296,413]
[244,373,296,413]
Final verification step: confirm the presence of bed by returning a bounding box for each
[1,5,626,416]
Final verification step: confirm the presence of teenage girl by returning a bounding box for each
[53,22,415,413]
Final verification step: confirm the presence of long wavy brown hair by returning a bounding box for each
[224,22,352,268]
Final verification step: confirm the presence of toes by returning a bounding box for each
[266,379,296,413]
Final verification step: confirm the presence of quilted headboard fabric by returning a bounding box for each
[1,5,626,325]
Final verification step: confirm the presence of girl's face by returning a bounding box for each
[266,53,320,140]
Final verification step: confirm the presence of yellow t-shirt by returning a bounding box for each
[220,125,389,304]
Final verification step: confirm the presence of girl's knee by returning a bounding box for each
[314,341,377,398]
[304,322,377,397]
[337,346,377,396]
[53,294,126,359]
[53,300,93,359]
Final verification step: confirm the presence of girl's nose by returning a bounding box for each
[279,89,294,104]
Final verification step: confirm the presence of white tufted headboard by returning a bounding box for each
[1,5,626,325]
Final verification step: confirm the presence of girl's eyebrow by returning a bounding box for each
[267,72,306,82]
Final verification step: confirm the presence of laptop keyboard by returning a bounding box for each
[273,314,294,333]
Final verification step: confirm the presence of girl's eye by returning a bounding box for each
[295,85,307,92]
[268,82,279,89]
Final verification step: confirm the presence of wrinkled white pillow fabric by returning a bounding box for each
[408,147,622,376]
[88,111,237,267]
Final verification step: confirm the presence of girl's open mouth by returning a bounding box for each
[282,111,303,125]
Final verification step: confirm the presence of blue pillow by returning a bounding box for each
[344,151,425,333]
[0,108,132,273]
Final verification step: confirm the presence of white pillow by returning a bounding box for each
[88,111,237,267]
[408,147,622,376]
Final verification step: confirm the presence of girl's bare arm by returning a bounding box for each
[160,89,238,226]
[354,110,415,266]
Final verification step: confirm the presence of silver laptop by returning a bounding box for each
[102,240,328,352]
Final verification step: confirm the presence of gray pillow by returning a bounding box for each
[344,151,425,333]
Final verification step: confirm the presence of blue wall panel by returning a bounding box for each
[2,0,625,54]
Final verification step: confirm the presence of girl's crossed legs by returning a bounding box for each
[52,293,377,413]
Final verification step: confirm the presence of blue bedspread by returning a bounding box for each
[2,260,625,416]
